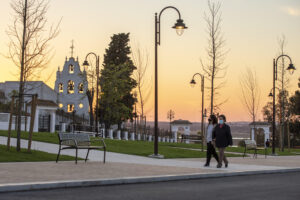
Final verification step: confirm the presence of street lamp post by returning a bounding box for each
[83,52,100,136]
[190,73,205,152]
[272,54,296,155]
[152,6,187,158]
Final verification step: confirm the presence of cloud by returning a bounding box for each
[282,6,300,17]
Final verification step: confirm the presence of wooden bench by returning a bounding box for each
[181,135,202,143]
[56,132,106,164]
[243,140,267,158]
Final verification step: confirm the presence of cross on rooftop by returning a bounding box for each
[70,40,74,58]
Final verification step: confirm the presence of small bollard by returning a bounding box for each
[137,133,141,141]
[123,131,128,140]
[116,130,121,140]
[108,129,113,139]
[130,132,135,141]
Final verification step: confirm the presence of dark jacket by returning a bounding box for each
[212,123,233,148]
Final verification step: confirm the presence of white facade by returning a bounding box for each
[33,105,57,133]
[54,57,89,119]
[171,120,192,143]
[249,122,271,147]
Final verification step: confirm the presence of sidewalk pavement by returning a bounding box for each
[0,136,300,192]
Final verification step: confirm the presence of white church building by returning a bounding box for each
[54,57,89,118]
[0,49,90,132]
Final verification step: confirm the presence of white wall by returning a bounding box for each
[0,113,31,131]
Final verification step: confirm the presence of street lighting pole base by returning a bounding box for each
[148,154,164,159]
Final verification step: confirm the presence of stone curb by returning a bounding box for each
[1,168,300,193]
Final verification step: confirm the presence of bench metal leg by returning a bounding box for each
[103,148,106,164]
[75,148,78,164]
[56,147,61,163]
[85,149,90,163]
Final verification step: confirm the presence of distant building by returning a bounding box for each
[171,119,192,142]
[54,57,89,119]
[0,81,58,103]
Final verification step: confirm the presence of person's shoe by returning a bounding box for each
[225,163,228,168]
[216,164,222,168]
[204,163,209,167]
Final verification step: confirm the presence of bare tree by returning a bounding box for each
[277,35,290,152]
[132,44,152,119]
[239,68,261,125]
[6,0,60,151]
[201,0,228,115]
[167,109,175,133]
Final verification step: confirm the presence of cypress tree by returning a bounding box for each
[100,33,137,129]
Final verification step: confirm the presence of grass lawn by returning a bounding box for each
[0,145,78,162]
[95,139,240,159]
[2,130,299,158]
[0,130,239,159]
[225,146,300,156]
[0,130,59,144]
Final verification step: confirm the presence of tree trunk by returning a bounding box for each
[7,96,15,151]
[28,94,37,152]
[16,0,28,152]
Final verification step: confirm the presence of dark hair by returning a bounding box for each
[219,114,226,122]
[210,114,218,125]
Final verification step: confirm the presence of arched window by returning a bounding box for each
[67,80,75,94]
[69,64,74,74]
[67,104,74,112]
[78,83,84,93]
[58,83,63,93]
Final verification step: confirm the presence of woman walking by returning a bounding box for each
[212,114,233,168]
[204,115,219,167]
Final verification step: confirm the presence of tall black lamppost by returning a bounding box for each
[190,73,205,152]
[152,6,188,158]
[83,52,100,136]
[272,54,296,155]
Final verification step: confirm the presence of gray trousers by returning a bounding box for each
[218,147,228,166]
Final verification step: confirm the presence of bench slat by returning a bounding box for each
[59,133,90,146]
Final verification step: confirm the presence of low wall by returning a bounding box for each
[0,113,31,131]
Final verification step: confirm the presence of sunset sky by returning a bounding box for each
[0,0,299,122]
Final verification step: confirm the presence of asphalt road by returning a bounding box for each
[1,172,300,200]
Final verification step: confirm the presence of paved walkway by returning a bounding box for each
[0,136,300,188]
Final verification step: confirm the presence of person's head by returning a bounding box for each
[218,114,226,125]
[209,114,218,125]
